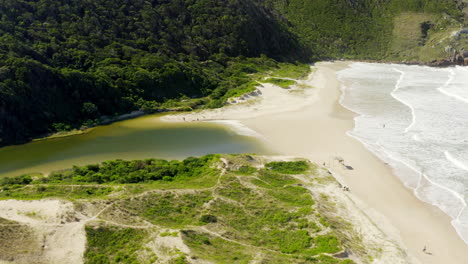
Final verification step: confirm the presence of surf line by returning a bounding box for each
[437,68,468,104]
[391,67,415,133]
[445,151,468,172]
[377,145,467,219]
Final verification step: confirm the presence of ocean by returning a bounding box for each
[337,62,468,243]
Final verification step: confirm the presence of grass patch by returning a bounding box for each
[263,78,296,88]
[84,225,146,264]
[122,191,213,228]
[387,12,464,62]
[305,235,342,255]
[217,177,253,201]
[270,63,311,79]
[306,255,355,264]
[160,231,179,237]
[207,171,318,253]
[233,165,257,175]
[0,185,114,200]
[268,186,315,207]
[252,170,299,188]
[265,161,309,174]
[389,12,437,60]
[182,230,253,264]
[223,81,258,99]
[270,229,312,253]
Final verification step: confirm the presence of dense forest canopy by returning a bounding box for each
[0,0,464,146]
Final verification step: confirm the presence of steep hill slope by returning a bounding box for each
[0,0,303,146]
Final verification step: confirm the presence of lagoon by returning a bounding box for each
[0,114,271,178]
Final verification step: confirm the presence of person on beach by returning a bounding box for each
[423,246,426,252]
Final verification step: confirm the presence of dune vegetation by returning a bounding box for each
[0,154,379,263]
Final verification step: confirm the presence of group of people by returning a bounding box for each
[422,245,432,255]
[182,117,200,121]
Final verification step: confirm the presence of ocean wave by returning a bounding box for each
[391,68,416,133]
[445,151,468,172]
[337,62,468,244]
[437,67,468,104]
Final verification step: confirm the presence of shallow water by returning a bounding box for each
[337,62,468,244]
[0,114,272,178]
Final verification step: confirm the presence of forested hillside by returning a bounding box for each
[0,0,465,146]
[266,0,464,58]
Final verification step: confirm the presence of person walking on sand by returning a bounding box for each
[422,246,426,253]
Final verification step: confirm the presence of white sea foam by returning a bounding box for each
[337,62,468,244]
[438,67,468,104]
[445,151,468,172]
[391,67,416,133]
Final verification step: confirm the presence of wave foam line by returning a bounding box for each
[377,143,467,220]
[391,68,415,133]
[348,129,467,219]
[375,143,467,209]
[445,151,468,172]
[437,68,468,104]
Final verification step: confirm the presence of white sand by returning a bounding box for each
[164,62,468,263]
[0,199,86,264]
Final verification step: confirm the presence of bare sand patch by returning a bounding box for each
[0,199,86,264]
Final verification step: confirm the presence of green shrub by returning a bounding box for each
[0,175,33,186]
[124,191,212,228]
[181,230,211,245]
[84,226,146,264]
[305,235,342,255]
[268,186,315,206]
[269,229,312,253]
[171,255,189,264]
[234,166,257,175]
[200,214,218,224]
[36,155,220,185]
[265,161,309,174]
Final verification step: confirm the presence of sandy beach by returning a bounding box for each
[164,62,468,263]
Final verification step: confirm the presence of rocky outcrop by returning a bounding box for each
[429,49,468,66]
[226,88,263,105]
[451,49,468,65]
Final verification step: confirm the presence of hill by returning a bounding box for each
[0,0,466,146]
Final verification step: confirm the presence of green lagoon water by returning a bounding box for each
[0,114,271,178]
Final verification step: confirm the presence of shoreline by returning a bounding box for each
[26,111,146,145]
[31,128,90,142]
[164,61,468,263]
